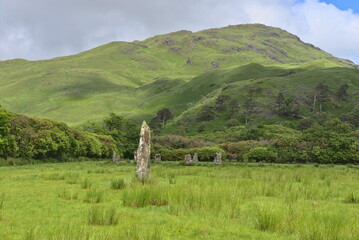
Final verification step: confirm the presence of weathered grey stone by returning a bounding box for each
[112,151,120,163]
[214,152,222,165]
[184,154,192,165]
[133,151,137,163]
[155,154,161,162]
[192,153,198,163]
[136,121,151,181]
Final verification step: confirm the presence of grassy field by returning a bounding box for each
[0,161,358,239]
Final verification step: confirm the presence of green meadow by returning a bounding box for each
[1,161,358,240]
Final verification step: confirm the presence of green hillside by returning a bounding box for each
[0,24,357,126]
[162,64,359,134]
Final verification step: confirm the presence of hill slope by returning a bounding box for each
[0,24,357,126]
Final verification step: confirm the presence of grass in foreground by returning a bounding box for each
[0,161,358,239]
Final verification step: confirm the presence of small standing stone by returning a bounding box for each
[214,152,222,165]
[112,151,120,163]
[155,154,162,162]
[133,151,137,163]
[184,154,192,165]
[136,121,151,181]
[192,153,198,163]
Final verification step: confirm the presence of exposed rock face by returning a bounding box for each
[214,152,222,165]
[192,153,198,163]
[184,154,192,165]
[112,151,120,163]
[136,121,151,181]
[155,154,161,162]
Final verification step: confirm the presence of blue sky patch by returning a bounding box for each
[320,0,358,13]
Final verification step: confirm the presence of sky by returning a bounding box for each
[0,0,358,64]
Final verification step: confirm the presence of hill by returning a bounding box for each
[0,24,357,127]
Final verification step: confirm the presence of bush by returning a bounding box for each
[8,113,114,160]
[153,135,213,149]
[157,146,225,162]
[243,147,277,162]
[222,140,271,161]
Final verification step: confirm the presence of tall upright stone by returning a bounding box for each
[192,153,199,163]
[112,151,120,163]
[155,154,162,162]
[213,152,222,165]
[136,121,151,181]
[184,154,192,165]
[133,151,137,163]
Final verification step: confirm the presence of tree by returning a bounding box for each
[275,92,299,118]
[336,84,349,102]
[149,108,174,132]
[84,113,139,158]
[103,113,138,158]
[0,107,18,158]
[313,83,330,112]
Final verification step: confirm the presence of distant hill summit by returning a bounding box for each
[0,24,358,127]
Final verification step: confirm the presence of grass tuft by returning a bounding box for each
[57,189,79,200]
[84,188,104,203]
[254,205,281,232]
[110,178,126,190]
[123,186,168,208]
[87,206,119,226]
[344,192,359,204]
[80,178,92,189]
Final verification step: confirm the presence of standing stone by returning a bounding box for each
[112,151,120,163]
[213,152,222,165]
[155,154,162,162]
[133,151,137,163]
[184,154,192,165]
[192,153,198,163]
[136,121,151,181]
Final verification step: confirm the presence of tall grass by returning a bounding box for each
[87,206,119,226]
[123,185,168,208]
[0,192,4,221]
[1,162,359,239]
[80,178,92,189]
[84,188,104,203]
[57,189,79,200]
[254,205,282,232]
[110,178,126,190]
[343,192,359,204]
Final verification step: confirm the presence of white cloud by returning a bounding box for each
[0,0,358,64]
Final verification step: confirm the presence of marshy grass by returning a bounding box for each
[123,185,168,208]
[57,189,79,200]
[84,188,104,203]
[42,173,65,180]
[87,206,119,226]
[0,192,4,209]
[80,178,92,189]
[1,162,359,239]
[343,192,359,204]
[0,192,4,221]
[110,178,126,190]
[254,207,281,232]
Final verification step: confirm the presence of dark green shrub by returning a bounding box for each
[158,146,225,162]
[243,147,277,162]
